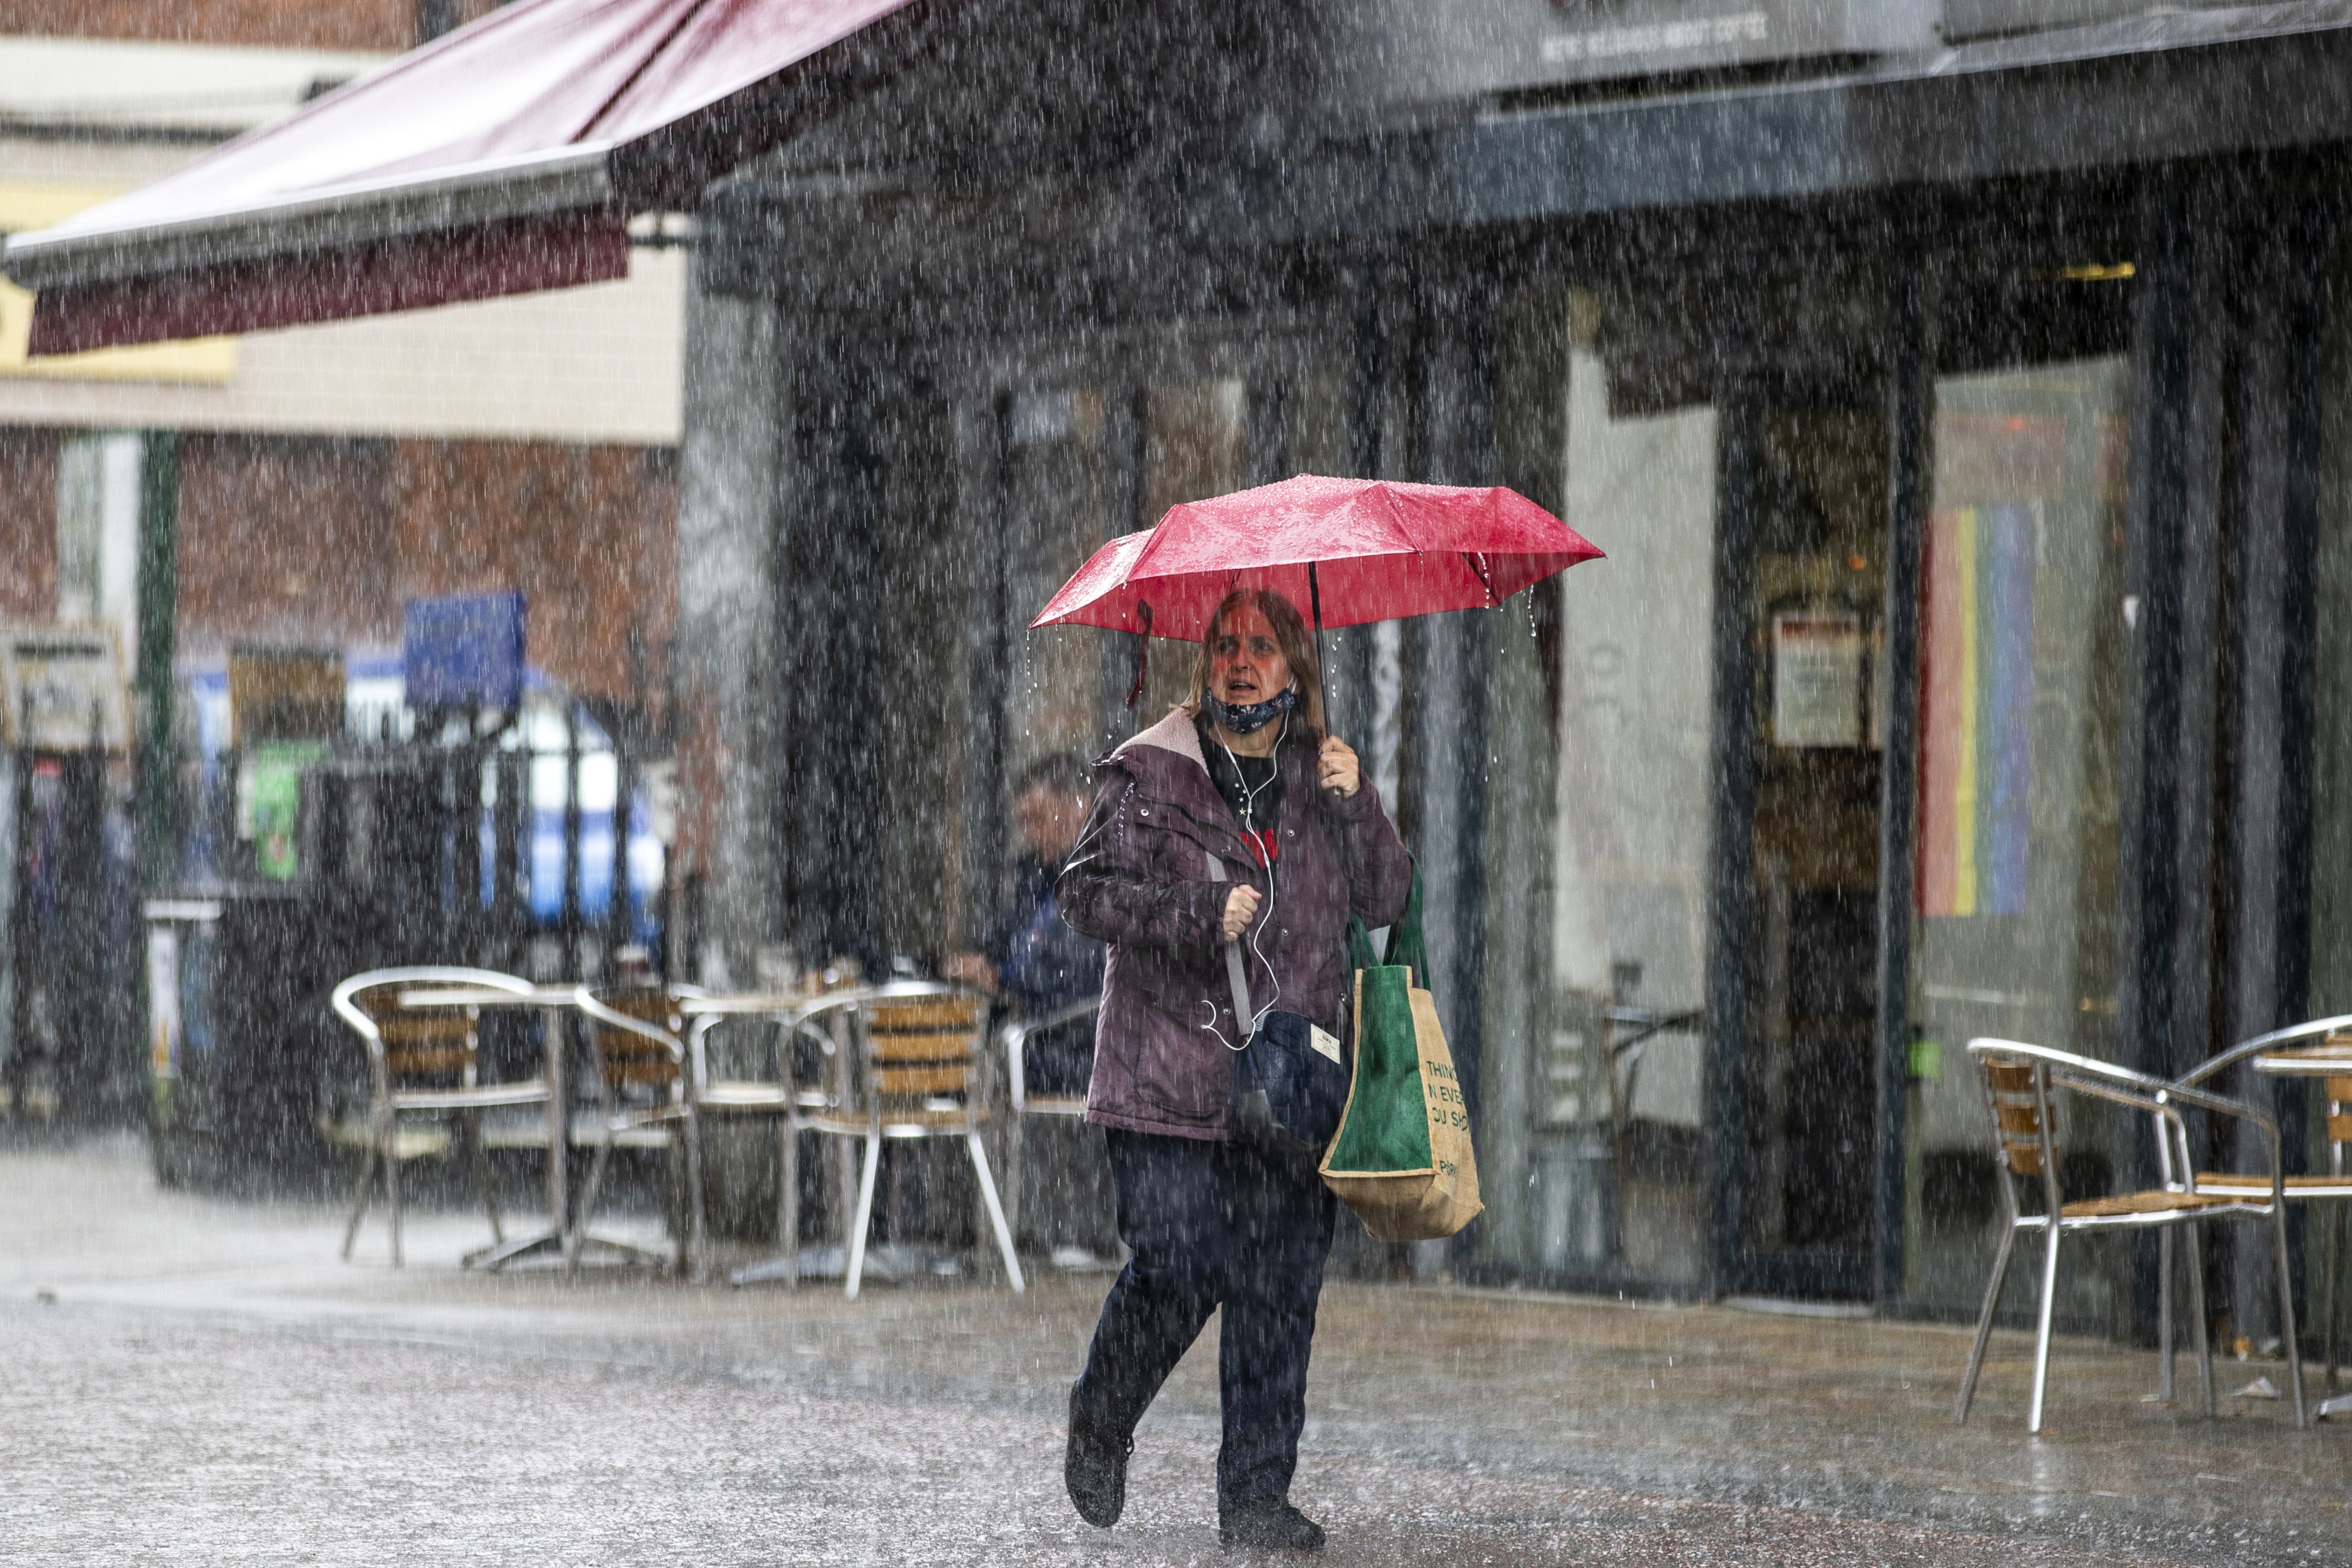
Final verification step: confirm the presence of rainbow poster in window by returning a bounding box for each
[1918,504,2033,918]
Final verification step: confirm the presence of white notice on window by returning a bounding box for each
[1772,611,1865,748]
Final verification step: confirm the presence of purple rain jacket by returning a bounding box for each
[1056,706,1413,1141]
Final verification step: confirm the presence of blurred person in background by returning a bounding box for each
[947,752,1104,1038]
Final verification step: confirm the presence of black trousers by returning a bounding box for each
[1073,1129,1337,1508]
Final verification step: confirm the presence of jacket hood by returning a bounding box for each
[1102,705,1209,777]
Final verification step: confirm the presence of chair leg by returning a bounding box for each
[466,1111,503,1246]
[967,1132,1025,1293]
[2157,1226,2176,1404]
[1005,1112,1025,1253]
[778,1118,800,1288]
[837,1134,858,1268]
[2324,1201,2342,1394]
[682,1109,709,1283]
[2026,1222,2063,1434]
[1955,1221,2018,1426]
[342,1134,380,1262]
[2274,1204,2309,1429]
[2187,1222,2215,1417]
[845,1132,881,1300]
[572,1130,614,1270]
[386,1112,405,1269]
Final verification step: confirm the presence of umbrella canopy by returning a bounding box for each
[1031,475,1603,641]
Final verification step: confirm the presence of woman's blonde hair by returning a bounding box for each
[1182,586,1326,738]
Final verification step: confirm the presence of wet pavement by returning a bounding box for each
[4,1135,2346,1565]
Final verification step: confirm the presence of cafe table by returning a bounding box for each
[397,984,665,1272]
[2251,1040,2352,1419]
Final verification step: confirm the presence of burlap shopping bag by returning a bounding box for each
[1317,873,1482,1240]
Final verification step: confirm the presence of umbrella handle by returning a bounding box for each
[1124,601,1154,710]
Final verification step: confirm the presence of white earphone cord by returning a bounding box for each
[1205,711,1284,1045]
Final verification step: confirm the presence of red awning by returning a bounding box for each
[5,0,924,355]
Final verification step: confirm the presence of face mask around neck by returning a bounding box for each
[1203,683,1298,736]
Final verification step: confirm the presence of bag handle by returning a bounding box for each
[1383,864,1430,991]
[1203,852,1254,1036]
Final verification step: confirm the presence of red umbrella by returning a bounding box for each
[1032,475,1603,706]
[1031,474,1602,643]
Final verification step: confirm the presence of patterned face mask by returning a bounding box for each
[1202,683,1298,735]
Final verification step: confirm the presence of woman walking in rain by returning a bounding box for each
[1055,585,1412,1551]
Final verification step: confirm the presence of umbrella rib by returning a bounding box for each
[1463,550,1497,607]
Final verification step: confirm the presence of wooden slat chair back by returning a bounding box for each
[583,987,687,1092]
[864,995,987,1105]
[1984,1059,2052,1180]
[350,984,480,1084]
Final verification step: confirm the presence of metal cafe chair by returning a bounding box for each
[1000,997,1098,1247]
[680,1000,821,1285]
[1955,1038,2306,1433]
[573,985,710,1278]
[2175,1014,2352,1411]
[796,982,1023,1300]
[331,966,548,1267]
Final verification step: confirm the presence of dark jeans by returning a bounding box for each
[1073,1129,1337,1509]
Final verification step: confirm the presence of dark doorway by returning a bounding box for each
[1715,374,1891,1297]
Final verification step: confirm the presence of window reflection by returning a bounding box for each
[1907,358,2129,1305]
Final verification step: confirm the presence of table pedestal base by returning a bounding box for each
[463,1229,670,1273]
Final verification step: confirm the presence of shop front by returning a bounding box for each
[684,14,2352,1320]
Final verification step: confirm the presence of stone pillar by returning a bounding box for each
[675,262,786,989]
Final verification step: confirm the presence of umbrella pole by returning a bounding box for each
[1308,560,1330,730]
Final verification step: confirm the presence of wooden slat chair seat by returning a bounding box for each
[2193,1172,2352,1196]
[772,983,1022,1300]
[1956,1039,2306,1433]
[331,966,548,1267]
[2062,1190,2250,1220]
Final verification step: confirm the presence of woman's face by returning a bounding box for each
[1211,605,1293,708]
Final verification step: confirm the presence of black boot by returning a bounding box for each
[1064,1384,1133,1528]
[1219,1499,1326,1551]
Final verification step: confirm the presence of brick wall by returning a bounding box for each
[174,435,399,652]
[0,0,506,52]
[383,439,678,700]
[175,433,677,703]
[0,427,55,621]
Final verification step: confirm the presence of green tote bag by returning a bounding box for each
[1318,870,1483,1241]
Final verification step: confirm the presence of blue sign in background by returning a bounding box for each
[402,591,525,709]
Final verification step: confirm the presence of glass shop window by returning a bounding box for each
[1904,358,2130,1308]
[1533,305,1719,1286]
